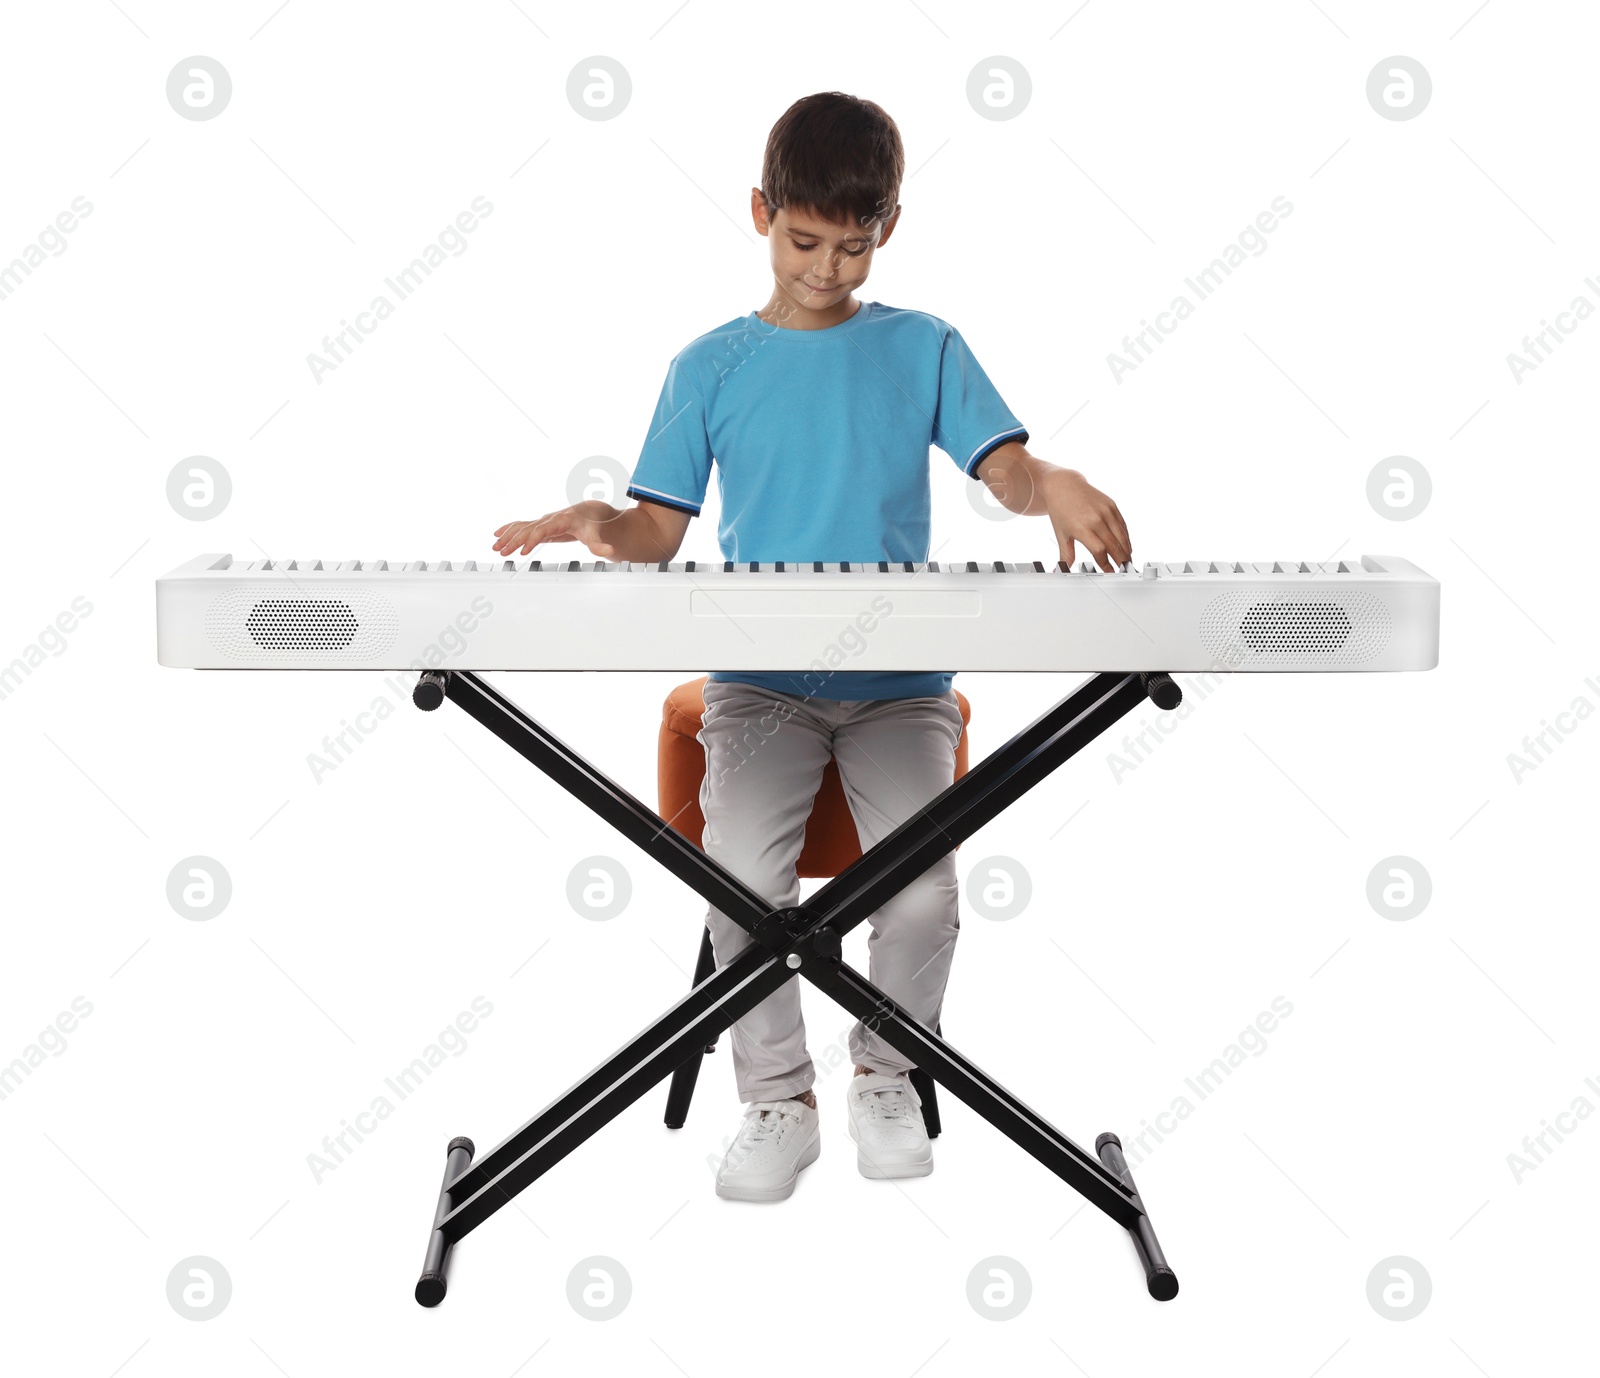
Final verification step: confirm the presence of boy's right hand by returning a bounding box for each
[493,501,621,558]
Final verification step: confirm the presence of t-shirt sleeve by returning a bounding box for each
[625,358,713,516]
[930,325,1029,480]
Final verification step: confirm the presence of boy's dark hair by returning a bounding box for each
[760,92,904,229]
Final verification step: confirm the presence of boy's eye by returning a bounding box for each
[792,240,869,257]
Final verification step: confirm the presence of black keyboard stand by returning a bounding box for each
[409,668,1183,1307]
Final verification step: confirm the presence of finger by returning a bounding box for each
[1100,523,1131,566]
[520,517,574,554]
[1106,505,1132,561]
[1081,531,1113,571]
[495,523,531,553]
[1083,518,1120,561]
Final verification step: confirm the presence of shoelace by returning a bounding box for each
[743,1101,800,1145]
[859,1076,922,1124]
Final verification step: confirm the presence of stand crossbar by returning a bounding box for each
[411,669,1182,1307]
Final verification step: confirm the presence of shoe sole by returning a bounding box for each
[847,1117,934,1179]
[715,1129,821,1202]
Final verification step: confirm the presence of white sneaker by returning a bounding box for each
[847,1071,934,1179]
[714,1099,821,1202]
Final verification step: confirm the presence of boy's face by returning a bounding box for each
[750,191,900,321]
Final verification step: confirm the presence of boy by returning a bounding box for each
[493,92,1131,1202]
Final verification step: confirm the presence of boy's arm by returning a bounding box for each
[492,498,691,562]
[974,441,1132,572]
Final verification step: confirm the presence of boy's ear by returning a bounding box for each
[750,188,772,236]
[876,203,903,247]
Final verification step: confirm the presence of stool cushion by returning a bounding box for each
[659,677,971,879]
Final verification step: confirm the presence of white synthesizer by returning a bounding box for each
[155,552,1439,673]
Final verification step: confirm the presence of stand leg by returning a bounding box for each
[908,1022,942,1139]
[414,1136,475,1308]
[663,926,719,1129]
[1096,1133,1179,1300]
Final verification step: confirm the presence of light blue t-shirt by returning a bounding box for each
[625,300,1027,701]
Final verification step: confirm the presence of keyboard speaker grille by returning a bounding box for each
[1199,591,1391,665]
[204,589,398,661]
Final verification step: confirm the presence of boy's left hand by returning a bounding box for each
[1041,468,1132,572]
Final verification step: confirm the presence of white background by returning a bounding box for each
[2,1,1595,1373]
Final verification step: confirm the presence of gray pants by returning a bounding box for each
[696,679,965,1103]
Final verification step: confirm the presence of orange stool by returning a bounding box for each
[657,676,971,1132]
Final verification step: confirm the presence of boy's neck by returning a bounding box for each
[757,287,862,331]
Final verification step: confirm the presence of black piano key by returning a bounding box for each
[878,560,889,572]
[775,561,784,572]
[813,561,824,572]
[568,559,582,571]
[902,560,914,572]
[685,560,696,572]
[657,559,670,572]
[1032,560,1045,573]
[748,561,759,572]
[928,560,940,572]
[841,561,851,572]
[724,560,735,572]
[530,560,541,571]
[992,560,1005,572]
[967,560,980,573]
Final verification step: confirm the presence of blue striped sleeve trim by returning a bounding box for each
[965,427,1030,478]
[627,484,701,516]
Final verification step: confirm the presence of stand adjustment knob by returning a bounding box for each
[1139,671,1182,711]
[414,671,449,711]
[811,925,842,963]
